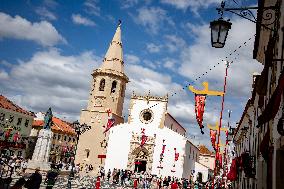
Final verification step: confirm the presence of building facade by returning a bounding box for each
[104,93,200,179]
[0,95,35,158]
[228,1,284,188]
[31,112,77,163]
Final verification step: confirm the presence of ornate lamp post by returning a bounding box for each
[210,0,280,48]
[67,120,91,189]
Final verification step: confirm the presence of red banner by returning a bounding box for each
[140,129,147,147]
[103,118,115,133]
[0,141,26,149]
[194,94,206,134]
[210,130,217,149]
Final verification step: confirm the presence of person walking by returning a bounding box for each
[24,168,42,189]
[107,169,111,182]
[45,169,58,189]
[10,177,25,189]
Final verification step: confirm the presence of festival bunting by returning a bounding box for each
[103,117,115,133]
[13,132,20,142]
[140,128,148,147]
[158,140,166,169]
[210,129,217,150]
[195,94,206,134]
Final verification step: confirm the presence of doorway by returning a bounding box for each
[135,160,147,173]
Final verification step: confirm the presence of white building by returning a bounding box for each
[104,93,199,179]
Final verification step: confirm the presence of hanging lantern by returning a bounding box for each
[210,18,232,48]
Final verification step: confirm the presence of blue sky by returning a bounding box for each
[0,0,263,148]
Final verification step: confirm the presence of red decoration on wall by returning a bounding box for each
[104,118,115,133]
[140,128,148,147]
[5,129,11,140]
[194,94,206,134]
[227,158,237,181]
[13,132,20,142]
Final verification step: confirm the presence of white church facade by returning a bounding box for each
[105,93,200,178]
[76,22,199,179]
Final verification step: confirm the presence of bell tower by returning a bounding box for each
[76,21,129,171]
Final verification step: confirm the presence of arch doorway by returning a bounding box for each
[133,147,148,173]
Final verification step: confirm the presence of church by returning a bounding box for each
[75,22,200,179]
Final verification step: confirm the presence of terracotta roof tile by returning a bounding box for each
[33,117,76,136]
[199,145,214,155]
[0,95,35,117]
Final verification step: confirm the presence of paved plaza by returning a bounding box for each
[1,173,146,189]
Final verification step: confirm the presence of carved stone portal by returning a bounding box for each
[127,134,155,173]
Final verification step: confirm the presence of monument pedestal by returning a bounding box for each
[27,129,53,171]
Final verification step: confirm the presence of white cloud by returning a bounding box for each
[84,0,100,16]
[0,49,101,120]
[125,54,140,64]
[161,0,220,14]
[164,34,186,52]
[35,7,57,20]
[71,14,96,26]
[0,12,65,46]
[146,43,162,53]
[133,7,173,34]
[121,0,139,9]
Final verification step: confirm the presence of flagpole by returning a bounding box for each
[212,61,229,189]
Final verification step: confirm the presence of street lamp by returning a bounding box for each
[210,0,280,48]
[210,18,232,48]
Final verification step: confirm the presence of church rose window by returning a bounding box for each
[140,109,154,124]
[99,79,105,91]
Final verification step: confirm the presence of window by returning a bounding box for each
[24,119,29,127]
[58,134,61,140]
[17,118,22,126]
[0,113,5,122]
[9,115,14,123]
[85,149,90,158]
[111,81,117,93]
[64,135,67,141]
[73,138,76,142]
[170,124,173,129]
[99,79,105,91]
[53,134,57,140]
[17,151,22,157]
[68,137,71,142]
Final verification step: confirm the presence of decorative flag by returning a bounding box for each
[5,129,11,140]
[140,129,148,147]
[194,94,206,134]
[175,152,179,161]
[103,117,115,133]
[13,132,20,142]
[210,130,217,144]
[225,130,229,145]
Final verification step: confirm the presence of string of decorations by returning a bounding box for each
[147,34,255,110]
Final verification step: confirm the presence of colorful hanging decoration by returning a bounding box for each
[171,148,179,172]
[13,132,20,142]
[158,140,166,169]
[194,94,206,134]
[104,117,115,133]
[225,130,229,145]
[227,158,237,181]
[140,128,148,147]
[189,82,224,134]
[5,129,11,140]
[210,130,217,149]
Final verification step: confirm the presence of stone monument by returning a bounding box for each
[27,108,53,171]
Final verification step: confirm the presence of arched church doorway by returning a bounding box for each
[132,147,149,173]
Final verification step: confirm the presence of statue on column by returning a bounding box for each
[43,108,53,130]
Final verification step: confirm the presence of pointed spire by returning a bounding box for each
[100,20,124,74]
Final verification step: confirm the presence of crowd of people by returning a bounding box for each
[0,154,211,189]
